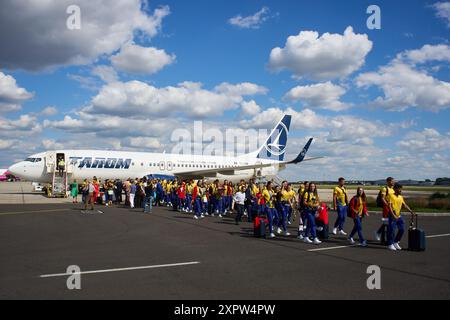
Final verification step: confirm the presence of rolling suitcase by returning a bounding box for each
[380,223,388,245]
[316,224,329,240]
[408,215,426,251]
[254,217,267,239]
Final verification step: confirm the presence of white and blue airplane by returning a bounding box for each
[8,115,320,183]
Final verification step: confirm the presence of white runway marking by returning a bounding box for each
[426,233,450,239]
[307,233,450,252]
[40,261,200,278]
[307,245,357,252]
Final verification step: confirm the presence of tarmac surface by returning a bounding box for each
[0,201,449,300]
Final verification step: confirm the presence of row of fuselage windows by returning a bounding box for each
[135,163,238,169]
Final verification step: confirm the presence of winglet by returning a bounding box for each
[289,138,313,164]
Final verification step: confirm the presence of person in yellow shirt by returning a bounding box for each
[375,177,396,242]
[286,184,296,225]
[302,183,321,245]
[387,183,414,251]
[333,177,349,236]
[262,181,277,238]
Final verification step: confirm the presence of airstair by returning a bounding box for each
[45,152,70,198]
[51,170,67,198]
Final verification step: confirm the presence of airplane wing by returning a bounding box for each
[174,138,323,180]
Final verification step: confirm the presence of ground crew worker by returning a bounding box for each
[348,187,368,247]
[333,177,348,236]
[387,184,415,251]
[58,158,65,176]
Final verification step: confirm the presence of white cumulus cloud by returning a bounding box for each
[0,0,170,70]
[88,80,267,118]
[356,61,450,112]
[111,43,175,75]
[284,82,350,111]
[268,26,372,80]
[0,72,33,112]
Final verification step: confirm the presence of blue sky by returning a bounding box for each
[0,0,449,180]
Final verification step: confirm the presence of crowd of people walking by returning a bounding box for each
[72,176,415,251]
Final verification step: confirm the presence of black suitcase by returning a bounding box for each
[254,218,267,239]
[408,215,426,251]
[380,223,388,245]
[317,224,329,240]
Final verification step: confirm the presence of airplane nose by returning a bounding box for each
[8,163,21,176]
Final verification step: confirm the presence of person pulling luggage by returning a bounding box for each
[387,183,415,251]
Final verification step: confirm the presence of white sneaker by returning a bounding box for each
[218,214,223,218]
[284,232,291,236]
[394,242,402,250]
[193,215,199,220]
[200,214,205,219]
[270,233,276,238]
[374,232,381,242]
[348,237,355,244]
[287,221,292,225]
[304,237,313,244]
[297,234,304,240]
[332,228,337,235]
[339,230,347,236]
[313,238,322,245]
[277,227,282,234]
[388,244,397,251]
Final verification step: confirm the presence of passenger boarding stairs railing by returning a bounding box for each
[51,166,67,198]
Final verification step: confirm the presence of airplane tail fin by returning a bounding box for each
[256,115,292,162]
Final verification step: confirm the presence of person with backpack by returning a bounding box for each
[332,177,349,236]
[191,181,204,220]
[302,183,322,244]
[262,181,277,238]
[286,184,296,225]
[83,179,95,212]
[297,182,309,240]
[375,177,396,242]
[387,183,415,251]
[348,187,368,247]
[276,182,291,236]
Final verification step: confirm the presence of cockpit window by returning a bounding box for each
[35,158,42,162]
[25,158,36,162]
